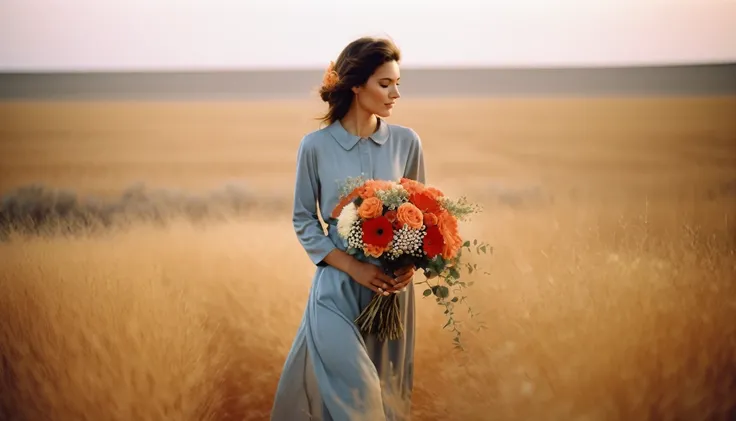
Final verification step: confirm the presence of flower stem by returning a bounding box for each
[354,293,403,341]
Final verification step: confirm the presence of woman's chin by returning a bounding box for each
[375,109,393,119]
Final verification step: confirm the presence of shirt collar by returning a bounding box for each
[327,117,389,151]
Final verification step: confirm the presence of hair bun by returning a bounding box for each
[319,87,332,103]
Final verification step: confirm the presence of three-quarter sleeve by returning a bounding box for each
[292,138,337,266]
[404,131,426,183]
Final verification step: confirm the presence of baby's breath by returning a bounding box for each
[439,196,482,221]
[346,220,363,250]
[385,225,426,261]
[337,176,368,198]
[375,186,408,210]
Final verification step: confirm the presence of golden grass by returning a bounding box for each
[0,97,735,420]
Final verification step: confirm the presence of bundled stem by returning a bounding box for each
[354,262,406,341]
[354,293,403,341]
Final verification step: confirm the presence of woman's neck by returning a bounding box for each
[340,104,377,138]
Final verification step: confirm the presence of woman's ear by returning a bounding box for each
[351,85,361,95]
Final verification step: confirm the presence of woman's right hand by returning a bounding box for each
[348,261,397,296]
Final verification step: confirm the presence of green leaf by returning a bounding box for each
[423,288,432,297]
[451,297,459,302]
[436,286,450,299]
[474,239,478,245]
[463,240,470,248]
[449,267,460,279]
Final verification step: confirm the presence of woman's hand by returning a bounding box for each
[348,261,398,296]
[387,265,416,293]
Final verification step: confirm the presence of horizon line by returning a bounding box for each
[2,64,734,99]
[2,62,735,75]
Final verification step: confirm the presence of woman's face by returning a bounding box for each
[352,60,401,118]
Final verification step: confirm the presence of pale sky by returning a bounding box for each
[1,0,735,71]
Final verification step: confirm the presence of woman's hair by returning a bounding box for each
[318,36,401,125]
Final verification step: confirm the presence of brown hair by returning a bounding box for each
[318,36,401,125]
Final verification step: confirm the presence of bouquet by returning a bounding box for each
[331,176,491,348]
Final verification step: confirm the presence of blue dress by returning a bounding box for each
[270,118,426,421]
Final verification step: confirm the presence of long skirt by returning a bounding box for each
[270,225,416,421]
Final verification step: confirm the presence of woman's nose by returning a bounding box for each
[392,86,401,99]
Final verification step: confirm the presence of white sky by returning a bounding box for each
[1,0,735,71]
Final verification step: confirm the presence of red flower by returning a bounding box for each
[362,216,393,248]
[422,225,444,258]
[409,191,442,215]
[384,210,404,229]
[423,212,438,226]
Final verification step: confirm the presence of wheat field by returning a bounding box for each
[1,97,735,421]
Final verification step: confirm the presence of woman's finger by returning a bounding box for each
[365,281,379,293]
[393,265,414,276]
[393,267,408,276]
[395,271,415,284]
[388,278,412,293]
[376,271,397,285]
[373,279,391,296]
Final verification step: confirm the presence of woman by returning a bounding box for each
[271,36,425,421]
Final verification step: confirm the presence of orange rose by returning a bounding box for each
[423,212,438,226]
[358,197,384,219]
[322,61,339,89]
[400,177,425,195]
[426,187,444,200]
[396,203,423,229]
[359,180,394,198]
[437,210,463,259]
[365,179,393,191]
[359,185,376,199]
[364,244,386,258]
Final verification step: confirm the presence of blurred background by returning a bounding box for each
[1,1,735,421]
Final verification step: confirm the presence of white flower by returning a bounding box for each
[337,202,359,239]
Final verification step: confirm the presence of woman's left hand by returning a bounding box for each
[389,265,416,292]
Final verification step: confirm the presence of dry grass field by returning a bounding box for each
[1,97,735,421]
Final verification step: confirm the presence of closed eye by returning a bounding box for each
[379,77,400,88]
